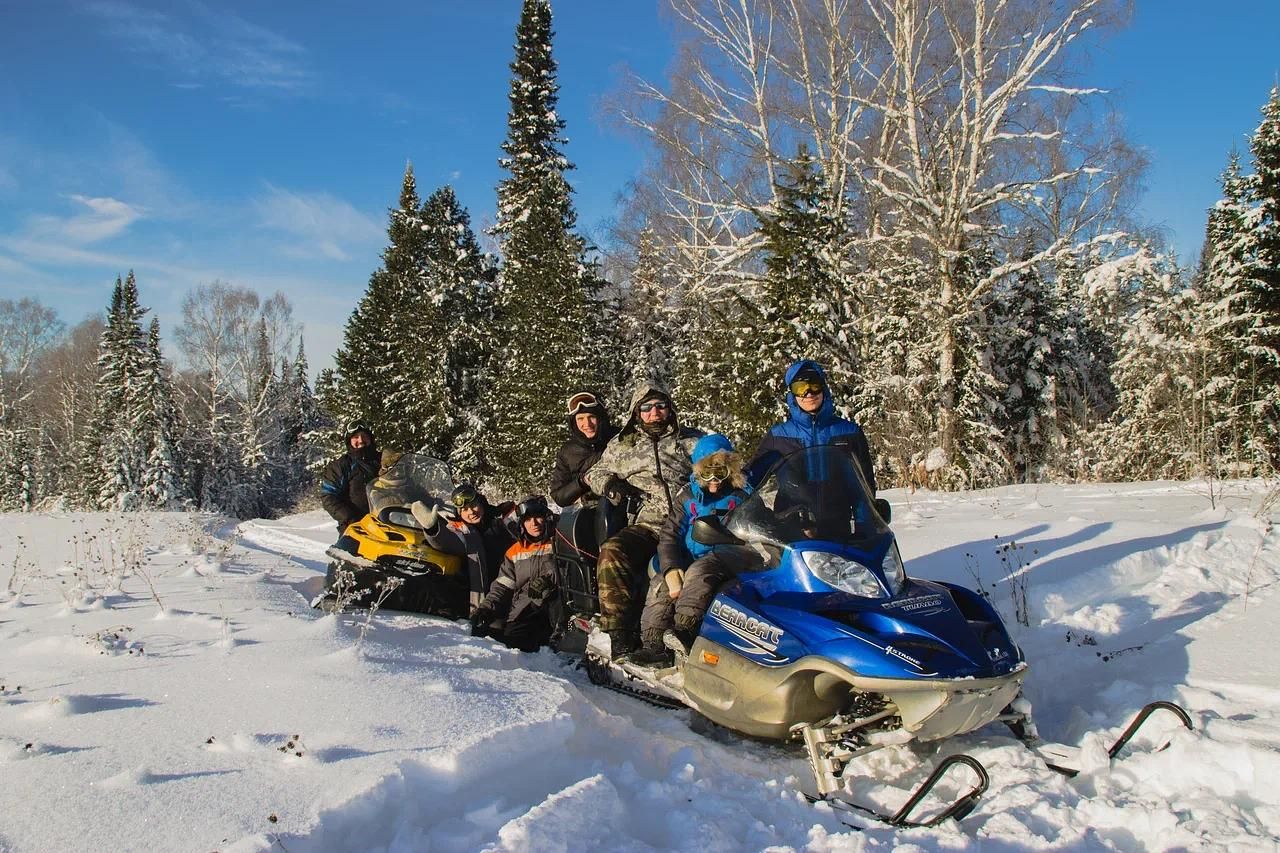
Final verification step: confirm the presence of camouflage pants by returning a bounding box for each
[596,525,658,632]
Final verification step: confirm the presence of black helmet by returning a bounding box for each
[345,420,374,442]
[450,481,483,509]
[516,495,550,522]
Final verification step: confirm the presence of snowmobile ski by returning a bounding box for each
[1006,700,1193,777]
[803,753,989,829]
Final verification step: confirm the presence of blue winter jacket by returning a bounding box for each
[656,478,751,569]
[747,360,877,492]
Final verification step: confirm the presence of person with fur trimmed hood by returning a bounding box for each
[582,381,704,656]
[549,390,618,506]
[748,360,877,492]
[320,421,381,542]
[468,495,560,652]
[630,434,759,666]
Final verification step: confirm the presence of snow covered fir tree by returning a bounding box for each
[485,0,606,493]
[329,168,497,480]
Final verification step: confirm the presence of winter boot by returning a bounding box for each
[627,630,674,667]
[605,628,639,660]
[664,616,700,655]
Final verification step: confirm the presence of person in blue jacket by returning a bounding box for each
[747,359,877,492]
[628,433,756,666]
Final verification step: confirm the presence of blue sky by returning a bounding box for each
[1,1,1277,373]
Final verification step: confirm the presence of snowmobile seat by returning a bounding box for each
[554,504,600,615]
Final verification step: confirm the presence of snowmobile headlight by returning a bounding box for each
[802,551,885,598]
[881,543,906,595]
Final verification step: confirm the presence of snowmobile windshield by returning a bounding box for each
[366,454,454,527]
[725,445,888,549]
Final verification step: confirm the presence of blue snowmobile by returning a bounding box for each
[554,445,1191,827]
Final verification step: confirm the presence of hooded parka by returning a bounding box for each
[583,382,703,530]
[748,360,877,492]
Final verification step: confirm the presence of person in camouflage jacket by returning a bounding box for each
[582,381,703,655]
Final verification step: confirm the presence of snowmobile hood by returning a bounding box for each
[705,538,1021,680]
[783,359,837,425]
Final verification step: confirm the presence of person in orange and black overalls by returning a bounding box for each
[467,496,561,652]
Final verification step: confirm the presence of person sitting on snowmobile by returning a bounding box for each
[629,434,759,666]
[467,495,561,652]
[581,381,704,657]
[549,390,618,507]
[410,482,517,618]
[320,421,381,549]
[747,360,877,495]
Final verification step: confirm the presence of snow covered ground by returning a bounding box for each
[1,480,1277,852]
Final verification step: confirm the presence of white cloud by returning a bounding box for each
[253,185,382,262]
[85,1,313,92]
[62,195,143,243]
[8,195,144,252]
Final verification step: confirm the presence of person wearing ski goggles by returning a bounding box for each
[412,480,518,613]
[580,381,704,659]
[746,360,878,497]
[630,433,758,667]
[550,390,618,507]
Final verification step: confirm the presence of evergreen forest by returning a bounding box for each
[2,0,1277,515]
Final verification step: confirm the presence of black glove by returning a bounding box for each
[469,604,495,636]
[603,477,632,506]
[526,574,554,600]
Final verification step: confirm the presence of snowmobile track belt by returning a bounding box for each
[581,658,686,710]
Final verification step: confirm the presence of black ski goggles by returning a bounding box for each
[637,400,670,414]
[567,392,599,415]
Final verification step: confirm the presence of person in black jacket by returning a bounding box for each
[549,390,618,506]
[410,482,518,615]
[319,421,380,546]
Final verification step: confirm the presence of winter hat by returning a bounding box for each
[791,366,823,386]
[376,450,407,486]
[691,433,734,465]
[450,481,484,509]
[516,495,551,522]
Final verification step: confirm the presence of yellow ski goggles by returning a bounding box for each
[789,378,824,398]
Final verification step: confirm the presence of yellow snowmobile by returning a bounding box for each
[314,453,467,617]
